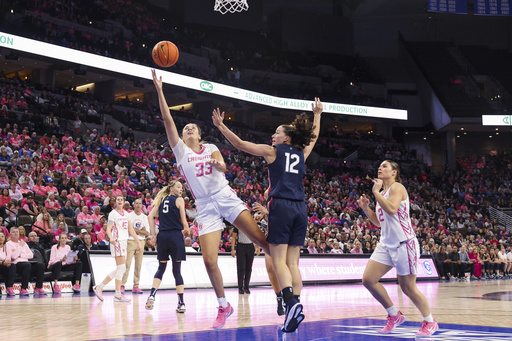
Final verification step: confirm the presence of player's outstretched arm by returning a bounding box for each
[303,97,323,160]
[212,107,275,162]
[152,69,180,148]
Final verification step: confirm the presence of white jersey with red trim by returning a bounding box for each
[108,209,130,242]
[172,139,228,200]
[375,183,415,248]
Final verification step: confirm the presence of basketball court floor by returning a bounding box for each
[2,279,511,340]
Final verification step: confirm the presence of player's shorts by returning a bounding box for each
[194,186,247,236]
[267,197,307,246]
[157,230,186,262]
[370,238,420,276]
[111,239,128,258]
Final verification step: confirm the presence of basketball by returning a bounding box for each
[152,41,179,68]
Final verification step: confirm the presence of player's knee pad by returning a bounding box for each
[155,261,167,280]
[108,269,117,280]
[172,261,183,286]
[115,264,126,280]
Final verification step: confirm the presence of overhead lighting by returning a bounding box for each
[75,82,95,92]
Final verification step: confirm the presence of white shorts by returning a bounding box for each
[194,186,247,236]
[370,238,420,276]
[111,239,128,257]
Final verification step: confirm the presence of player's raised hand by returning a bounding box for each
[151,69,163,92]
[312,97,323,115]
[372,178,384,194]
[212,108,225,127]
[357,194,370,210]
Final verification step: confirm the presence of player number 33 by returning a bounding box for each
[195,162,213,177]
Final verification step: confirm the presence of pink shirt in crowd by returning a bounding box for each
[77,212,93,226]
[48,244,73,267]
[0,245,12,262]
[6,240,33,264]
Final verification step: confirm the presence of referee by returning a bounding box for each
[232,226,259,294]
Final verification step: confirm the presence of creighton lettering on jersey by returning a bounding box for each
[268,144,305,201]
[158,195,183,231]
[172,139,228,200]
[375,183,415,248]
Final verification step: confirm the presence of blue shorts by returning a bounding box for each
[267,198,307,246]
[157,230,186,262]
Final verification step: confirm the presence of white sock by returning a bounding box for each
[217,296,228,308]
[115,290,121,296]
[423,314,434,323]
[98,283,105,289]
[385,305,399,316]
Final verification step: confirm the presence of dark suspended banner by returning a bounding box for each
[428,0,468,13]
[474,0,512,15]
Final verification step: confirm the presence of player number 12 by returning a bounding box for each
[285,152,299,174]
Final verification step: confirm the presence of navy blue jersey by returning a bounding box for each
[268,144,305,201]
[158,195,183,231]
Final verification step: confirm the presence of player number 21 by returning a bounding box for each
[195,162,213,177]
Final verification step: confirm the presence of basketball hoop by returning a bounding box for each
[214,0,249,14]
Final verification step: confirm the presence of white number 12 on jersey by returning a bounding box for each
[285,152,299,174]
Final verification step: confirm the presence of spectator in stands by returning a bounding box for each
[72,228,87,251]
[0,149,11,168]
[45,192,61,210]
[60,199,74,218]
[459,245,476,280]
[53,222,68,243]
[18,226,28,243]
[350,240,364,254]
[21,195,39,217]
[447,245,462,279]
[6,227,47,295]
[90,206,102,225]
[468,246,482,279]
[0,230,16,296]
[0,188,10,211]
[33,178,48,196]
[4,201,18,227]
[481,246,491,278]
[489,247,501,278]
[77,205,93,227]
[102,168,113,184]
[32,211,54,247]
[52,213,69,233]
[506,247,512,277]
[306,239,318,254]
[48,232,82,293]
[73,115,81,134]
[330,241,344,254]
[27,231,48,264]
[8,182,23,202]
[68,187,83,207]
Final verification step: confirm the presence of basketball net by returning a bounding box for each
[214,0,249,14]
